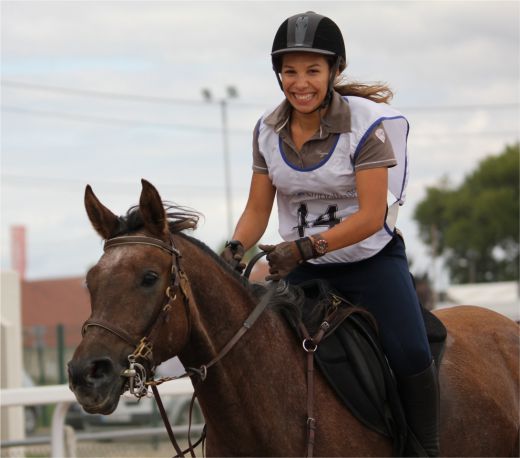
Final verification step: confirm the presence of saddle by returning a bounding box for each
[280,279,447,457]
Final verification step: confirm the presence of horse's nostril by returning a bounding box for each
[86,357,114,382]
[68,360,86,387]
[69,357,115,387]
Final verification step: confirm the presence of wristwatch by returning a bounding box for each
[311,234,329,256]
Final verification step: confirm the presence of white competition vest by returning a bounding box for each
[257,96,409,264]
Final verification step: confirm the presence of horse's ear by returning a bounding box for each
[84,185,120,239]
[139,179,169,238]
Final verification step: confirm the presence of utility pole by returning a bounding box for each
[202,86,238,236]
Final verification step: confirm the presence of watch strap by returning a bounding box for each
[294,237,315,261]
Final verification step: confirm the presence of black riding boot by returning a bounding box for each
[399,361,440,457]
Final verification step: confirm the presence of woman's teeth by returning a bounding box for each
[294,94,313,101]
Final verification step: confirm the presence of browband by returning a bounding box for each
[104,236,178,255]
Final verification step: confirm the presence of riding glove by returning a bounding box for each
[220,240,246,273]
[259,237,316,281]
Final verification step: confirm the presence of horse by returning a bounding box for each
[68,179,520,457]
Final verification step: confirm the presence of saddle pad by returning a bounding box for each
[421,306,447,368]
[281,279,447,456]
[314,309,408,454]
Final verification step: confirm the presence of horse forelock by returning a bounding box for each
[113,202,201,236]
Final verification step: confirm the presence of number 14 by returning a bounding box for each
[294,203,340,237]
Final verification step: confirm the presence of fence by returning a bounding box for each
[0,378,199,457]
[23,324,83,385]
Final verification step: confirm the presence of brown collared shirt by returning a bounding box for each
[252,91,397,173]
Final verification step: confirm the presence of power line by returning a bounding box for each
[1,80,262,108]
[3,79,519,112]
[398,103,519,112]
[1,173,245,192]
[412,130,519,138]
[2,104,518,139]
[1,105,252,135]
[1,80,209,106]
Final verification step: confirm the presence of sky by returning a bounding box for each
[1,0,519,288]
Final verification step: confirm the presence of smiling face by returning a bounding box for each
[280,52,332,114]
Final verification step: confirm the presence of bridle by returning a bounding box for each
[80,233,275,457]
[81,235,193,396]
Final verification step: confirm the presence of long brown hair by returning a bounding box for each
[333,59,394,104]
[334,78,394,104]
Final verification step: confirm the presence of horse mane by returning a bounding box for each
[178,230,326,329]
[269,280,334,336]
[177,232,262,293]
[175,226,327,332]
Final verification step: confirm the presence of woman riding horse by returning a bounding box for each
[221,11,438,456]
[70,179,519,457]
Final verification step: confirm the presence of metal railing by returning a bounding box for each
[0,379,195,457]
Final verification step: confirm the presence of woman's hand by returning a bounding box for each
[259,237,315,281]
[220,240,246,273]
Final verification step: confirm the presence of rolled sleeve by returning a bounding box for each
[354,123,397,171]
[252,118,269,174]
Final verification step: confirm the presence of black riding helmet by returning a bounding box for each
[271,11,346,109]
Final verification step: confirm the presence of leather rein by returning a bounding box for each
[81,234,275,458]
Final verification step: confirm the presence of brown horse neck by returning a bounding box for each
[176,236,300,369]
[174,237,309,454]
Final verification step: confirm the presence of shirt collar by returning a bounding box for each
[264,91,351,134]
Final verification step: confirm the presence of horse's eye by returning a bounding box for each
[142,271,159,286]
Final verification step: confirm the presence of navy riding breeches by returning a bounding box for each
[286,234,432,377]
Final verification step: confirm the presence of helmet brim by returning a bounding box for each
[271,47,336,57]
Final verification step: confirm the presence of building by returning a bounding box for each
[436,281,520,322]
[21,276,90,383]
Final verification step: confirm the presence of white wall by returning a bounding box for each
[437,281,520,321]
[1,270,25,445]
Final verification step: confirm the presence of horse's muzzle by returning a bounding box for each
[68,357,124,414]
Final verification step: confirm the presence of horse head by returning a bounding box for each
[68,179,191,414]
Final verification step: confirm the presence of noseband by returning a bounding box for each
[81,234,193,397]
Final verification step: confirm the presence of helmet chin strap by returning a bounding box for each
[313,58,341,113]
[275,57,341,114]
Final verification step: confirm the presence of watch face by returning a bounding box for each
[314,238,328,255]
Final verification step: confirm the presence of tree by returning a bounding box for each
[413,143,519,283]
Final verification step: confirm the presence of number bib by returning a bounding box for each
[257,96,409,264]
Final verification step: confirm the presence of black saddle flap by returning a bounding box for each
[280,280,408,453]
[315,312,406,442]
